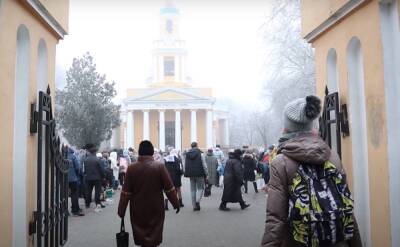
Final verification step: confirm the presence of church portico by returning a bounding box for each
[117,3,229,151]
[122,106,216,151]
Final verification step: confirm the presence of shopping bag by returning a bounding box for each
[116,218,129,247]
[256,178,265,190]
[204,184,211,197]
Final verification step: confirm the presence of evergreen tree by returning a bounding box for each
[56,52,120,148]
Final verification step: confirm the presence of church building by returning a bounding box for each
[116,4,229,151]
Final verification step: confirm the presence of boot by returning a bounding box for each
[244,181,248,194]
[253,182,259,193]
[240,201,250,210]
[164,199,169,211]
[219,202,230,211]
[179,198,184,207]
[193,202,201,211]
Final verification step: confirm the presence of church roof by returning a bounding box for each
[124,87,215,104]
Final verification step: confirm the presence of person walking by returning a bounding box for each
[83,144,106,212]
[118,155,128,187]
[219,149,250,211]
[261,95,362,247]
[110,151,119,190]
[214,145,225,187]
[205,148,219,196]
[118,140,180,247]
[164,148,184,209]
[242,150,258,194]
[184,142,208,211]
[67,147,84,216]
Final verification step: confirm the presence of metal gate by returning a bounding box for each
[319,87,350,158]
[29,87,70,247]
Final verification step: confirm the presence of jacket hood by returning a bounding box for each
[187,148,201,160]
[278,133,331,165]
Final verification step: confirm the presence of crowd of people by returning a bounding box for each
[66,144,138,216]
[67,94,363,247]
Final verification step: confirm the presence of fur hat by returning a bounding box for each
[283,95,321,133]
[138,140,154,156]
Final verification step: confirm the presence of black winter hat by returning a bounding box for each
[138,140,154,156]
[233,149,242,159]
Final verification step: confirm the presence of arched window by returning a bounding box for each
[346,37,371,247]
[37,39,47,92]
[13,24,30,247]
[326,48,340,152]
[327,48,339,93]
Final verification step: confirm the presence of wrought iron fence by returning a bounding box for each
[29,87,70,247]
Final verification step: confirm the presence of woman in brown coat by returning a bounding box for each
[118,140,180,247]
[261,96,362,247]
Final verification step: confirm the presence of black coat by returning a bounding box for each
[164,156,183,187]
[243,154,256,181]
[221,155,244,203]
[83,154,105,181]
[184,148,205,177]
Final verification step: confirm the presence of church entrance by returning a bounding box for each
[165,121,175,148]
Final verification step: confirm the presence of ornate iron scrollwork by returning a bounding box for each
[319,86,351,158]
[29,86,70,247]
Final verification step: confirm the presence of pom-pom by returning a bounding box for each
[305,95,321,119]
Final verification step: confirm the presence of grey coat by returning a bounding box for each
[205,153,218,185]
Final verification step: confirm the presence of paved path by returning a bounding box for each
[66,178,268,247]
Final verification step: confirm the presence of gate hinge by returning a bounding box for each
[29,211,39,235]
[30,103,39,134]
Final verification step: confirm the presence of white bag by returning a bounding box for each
[256,178,265,190]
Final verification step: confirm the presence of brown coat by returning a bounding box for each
[118,156,179,247]
[261,133,362,247]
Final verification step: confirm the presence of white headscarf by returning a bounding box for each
[165,148,178,162]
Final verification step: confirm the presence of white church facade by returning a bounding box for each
[111,4,229,151]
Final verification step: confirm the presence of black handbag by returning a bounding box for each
[116,218,129,247]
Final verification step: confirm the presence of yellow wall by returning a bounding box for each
[181,110,191,149]
[196,110,206,149]
[134,111,144,148]
[36,0,69,32]
[149,111,159,148]
[309,0,390,245]
[0,0,67,246]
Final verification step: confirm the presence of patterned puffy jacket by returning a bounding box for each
[261,132,362,247]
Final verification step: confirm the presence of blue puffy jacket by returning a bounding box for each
[67,149,81,183]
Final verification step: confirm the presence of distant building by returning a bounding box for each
[115,3,229,151]
[301,1,400,246]
[0,0,69,247]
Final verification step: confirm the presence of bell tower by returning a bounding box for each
[149,1,190,87]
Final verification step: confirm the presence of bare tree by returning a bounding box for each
[262,0,316,143]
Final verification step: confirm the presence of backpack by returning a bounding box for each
[256,161,265,174]
[288,161,354,247]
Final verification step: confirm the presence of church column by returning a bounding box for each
[126,111,134,148]
[190,109,197,142]
[206,110,213,148]
[143,110,150,140]
[159,110,165,151]
[224,119,230,147]
[175,110,182,151]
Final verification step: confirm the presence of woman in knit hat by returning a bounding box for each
[261,95,361,247]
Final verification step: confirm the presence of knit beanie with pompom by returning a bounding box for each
[283,95,321,133]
